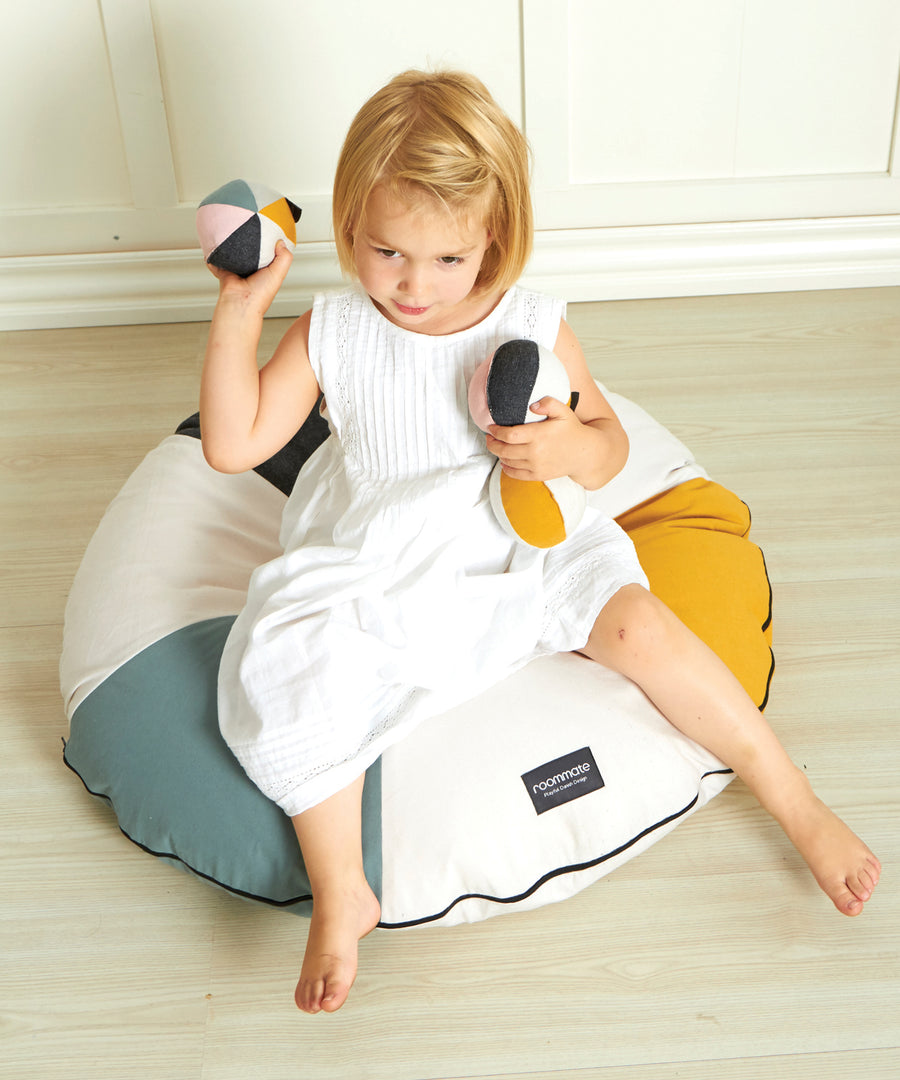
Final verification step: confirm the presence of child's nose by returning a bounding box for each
[400,262,428,297]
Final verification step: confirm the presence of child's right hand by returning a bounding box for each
[210,240,294,319]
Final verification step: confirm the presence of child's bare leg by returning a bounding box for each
[291,775,381,1014]
[581,584,881,915]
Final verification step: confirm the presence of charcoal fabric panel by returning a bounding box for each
[208,215,262,278]
[175,401,330,496]
[486,339,541,425]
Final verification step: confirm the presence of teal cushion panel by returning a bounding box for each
[62,616,382,914]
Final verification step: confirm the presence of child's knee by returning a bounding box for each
[584,584,673,670]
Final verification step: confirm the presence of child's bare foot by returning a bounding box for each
[295,880,381,1014]
[775,772,881,916]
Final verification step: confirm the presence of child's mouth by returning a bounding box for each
[394,301,430,317]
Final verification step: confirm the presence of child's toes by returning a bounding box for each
[855,859,877,894]
[320,976,352,1013]
[295,977,325,1014]
[833,883,865,916]
[831,860,882,915]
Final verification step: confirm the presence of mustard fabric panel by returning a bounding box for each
[617,478,774,709]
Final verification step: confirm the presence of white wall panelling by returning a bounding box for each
[151,0,522,229]
[2,0,899,329]
[0,1,131,212]
[1,0,522,259]
[101,0,178,209]
[524,0,900,227]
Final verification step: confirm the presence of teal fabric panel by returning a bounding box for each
[198,178,258,211]
[63,617,383,916]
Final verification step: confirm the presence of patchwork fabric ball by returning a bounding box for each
[469,339,587,548]
[197,179,301,278]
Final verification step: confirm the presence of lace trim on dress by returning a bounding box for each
[260,686,418,804]
[334,290,356,464]
[538,550,634,648]
[523,290,539,341]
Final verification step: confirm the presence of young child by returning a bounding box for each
[200,70,880,1015]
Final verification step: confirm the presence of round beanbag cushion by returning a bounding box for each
[60,386,773,928]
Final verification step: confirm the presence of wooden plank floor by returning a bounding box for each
[2,287,898,1080]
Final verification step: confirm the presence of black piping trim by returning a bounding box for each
[756,545,775,711]
[64,739,732,928]
[62,746,313,909]
[759,546,774,635]
[377,768,735,929]
[738,498,776,711]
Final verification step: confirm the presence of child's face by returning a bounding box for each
[354,185,493,335]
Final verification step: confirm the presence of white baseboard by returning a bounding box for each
[0,244,341,331]
[2,215,899,330]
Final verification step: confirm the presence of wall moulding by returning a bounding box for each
[2,216,899,331]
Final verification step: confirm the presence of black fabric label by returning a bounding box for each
[521,747,604,815]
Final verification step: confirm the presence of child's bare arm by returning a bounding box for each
[200,243,321,473]
[485,319,628,490]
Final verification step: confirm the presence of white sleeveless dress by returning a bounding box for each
[217,285,647,816]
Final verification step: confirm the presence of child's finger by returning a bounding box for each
[529,396,571,418]
[487,423,529,444]
[498,462,535,480]
[488,398,570,440]
[264,241,294,281]
[485,431,524,459]
[272,239,294,264]
[274,242,297,284]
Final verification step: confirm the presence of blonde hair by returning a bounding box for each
[333,70,533,293]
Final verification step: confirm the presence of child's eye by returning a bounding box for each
[376,248,400,259]
[440,256,463,266]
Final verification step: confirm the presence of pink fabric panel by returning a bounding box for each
[196,204,255,259]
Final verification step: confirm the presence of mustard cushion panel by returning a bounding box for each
[617,478,774,710]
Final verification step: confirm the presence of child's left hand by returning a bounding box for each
[486,397,593,483]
